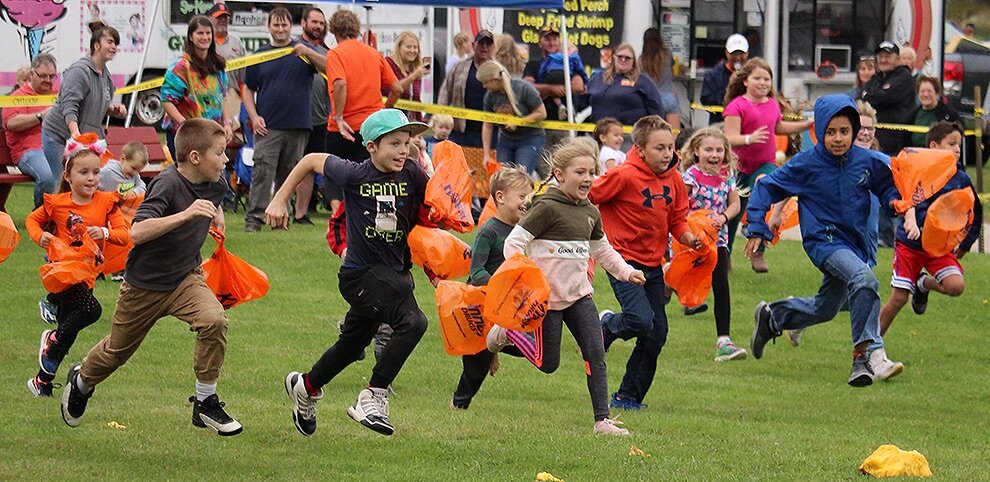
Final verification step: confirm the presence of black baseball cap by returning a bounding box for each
[539,25,559,38]
[475,30,494,44]
[875,41,899,55]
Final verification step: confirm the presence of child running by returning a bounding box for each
[876,121,981,376]
[269,109,430,437]
[679,127,746,362]
[60,119,239,435]
[590,116,700,411]
[26,138,129,397]
[592,117,626,172]
[487,136,647,436]
[99,141,148,197]
[746,94,900,387]
[723,58,812,273]
[451,167,532,409]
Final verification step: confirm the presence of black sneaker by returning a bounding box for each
[284,372,322,436]
[244,222,261,233]
[61,365,92,427]
[293,215,315,225]
[683,303,709,316]
[190,394,243,436]
[848,352,875,387]
[750,301,780,360]
[911,275,929,315]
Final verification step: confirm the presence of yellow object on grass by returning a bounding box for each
[859,444,932,478]
[535,472,563,481]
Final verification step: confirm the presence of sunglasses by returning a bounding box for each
[614,54,634,62]
[33,71,57,80]
[858,55,876,61]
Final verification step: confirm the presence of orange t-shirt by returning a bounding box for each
[325,39,398,133]
[26,191,130,249]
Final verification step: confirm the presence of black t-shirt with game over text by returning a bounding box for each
[324,154,428,273]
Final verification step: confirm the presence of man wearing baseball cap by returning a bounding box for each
[438,30,495,147]
[266,108,431,437]
[523,24,587,151]
[701,33,749,123]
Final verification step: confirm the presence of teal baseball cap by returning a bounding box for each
[359,109,429,143]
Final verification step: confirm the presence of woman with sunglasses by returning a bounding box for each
[846,55,877,100]
[586,44,663,127]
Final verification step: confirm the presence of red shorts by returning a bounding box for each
[891,242,963,292]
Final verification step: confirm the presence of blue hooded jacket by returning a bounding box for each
[747,95,900,269]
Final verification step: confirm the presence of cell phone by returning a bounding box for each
[422,57,432,70]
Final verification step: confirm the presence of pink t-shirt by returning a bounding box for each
[723,96,782,175]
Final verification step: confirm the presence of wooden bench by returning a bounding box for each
[0,125,167,212]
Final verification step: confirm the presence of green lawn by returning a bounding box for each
[1,183,987,481]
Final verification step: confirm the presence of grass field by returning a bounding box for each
[1,183,988,481]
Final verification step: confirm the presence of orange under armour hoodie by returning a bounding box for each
[588,147,690,267]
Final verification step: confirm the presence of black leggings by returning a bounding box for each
[452,345,523,409]
[713,247,731,337]
[38,284,102,382]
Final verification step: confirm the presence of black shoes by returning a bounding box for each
[61,365,92,427]
[750,301,780,360]
[190,394,243,436]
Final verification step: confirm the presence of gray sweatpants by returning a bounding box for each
[245,128,308,226]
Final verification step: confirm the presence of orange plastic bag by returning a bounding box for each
[408,226,472,280]
[427,141,475,233]
[665,210,719,307]
[201,229,270,309]
[483,254,549,332]
[890,148,957,214]
[39,235,104,293]
[103,193,144,274]
[435,280,489,355]
[477,196,497,229]
[922,189,976,257]
[739,197,799,244]
[0,211,19,264]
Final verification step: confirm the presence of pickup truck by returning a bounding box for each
[943,35,990,165]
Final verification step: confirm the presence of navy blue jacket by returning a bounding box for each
[700,60,733,123]
[748,94,901,269]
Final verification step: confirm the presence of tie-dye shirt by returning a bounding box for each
[161,53,229,132]
[682,165,735,247]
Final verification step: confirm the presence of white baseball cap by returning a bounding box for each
[725,34,749,54]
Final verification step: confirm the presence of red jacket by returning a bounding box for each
[588,148,690,267]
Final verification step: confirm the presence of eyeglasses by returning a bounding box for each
[33,71,57,80]
[614,54,634,62]
[858,55,876,61]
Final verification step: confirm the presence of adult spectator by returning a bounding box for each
[386,31,430,123]
[911,75,961,147]
[208,3,244,85]
[523,25,587,148]
[846,55,876,99]
[860,41,916,156]
[495,33,525,78]
[297,6,330,225]
[241,7,326,232]
[587,44,662,126]
[321,9,401,213]
[478,61,546,177]
[437,30,495,148]
[2,54,59,208]
[640,28,680,129]
[700,33,748,123]
[41,22,126,172]
[860,40,915,247]
[445,32,473,75]
[161,15,233,158]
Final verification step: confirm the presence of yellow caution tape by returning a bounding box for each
[0,47,294,108]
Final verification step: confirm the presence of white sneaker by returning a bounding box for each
[593,418,630,436]
[486,325,512,353]
[284,372,322,436]
[787,329,804,347]
[347,387,393,436]
[868,348,905,381]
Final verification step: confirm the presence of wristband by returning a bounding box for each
[102,227,109,239]
[745,134,751,145]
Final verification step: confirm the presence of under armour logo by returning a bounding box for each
[641,186,672,208]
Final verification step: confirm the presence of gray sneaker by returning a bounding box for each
[750,301,780,359]
[787,329,804,347]
[848,352,874,387]
[284,371,322,436]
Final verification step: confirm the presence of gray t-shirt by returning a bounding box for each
[215,34,246,89]
[483,78,545,139]
[125,165,228,291]
[99,159,147,195]
[304,39,331,126]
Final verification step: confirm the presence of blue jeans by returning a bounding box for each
[768,248,882,347]
[41,131,65,187]
[16,149,60,207]
[602,263,668,404]
[496,134,545,177]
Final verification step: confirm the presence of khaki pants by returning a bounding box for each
[80,268,228,386]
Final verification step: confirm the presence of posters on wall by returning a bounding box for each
[81,0,147,53]
[502,0,625,77]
